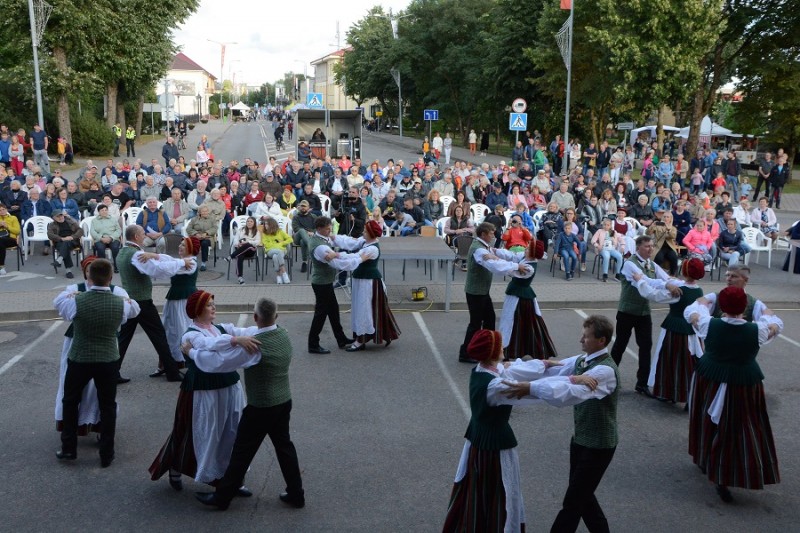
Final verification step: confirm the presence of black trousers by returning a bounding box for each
[551,439,616,533]
[0,235,18,266]
[117,299,179,376]
[55,240,77,268]
[216,401,303,502]
[654,245,678,276]
[231,243,256,277]
[94,240,120,267]
[61,360,118,460]
[308,283,348,348]
[459,293,496,358]
[610,311,652,388]
[126,138,135,157]
[752,175,770,200]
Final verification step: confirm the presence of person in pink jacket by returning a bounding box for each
[683,219,715,268]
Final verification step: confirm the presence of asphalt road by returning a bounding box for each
[1,307,798,532]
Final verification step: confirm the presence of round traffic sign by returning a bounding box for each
[512,98,527,113]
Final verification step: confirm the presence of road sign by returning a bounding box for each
[219,103,227,110]
[512,98,527,113]
[375,111,383,117]
[307,93,324,109]
[509,113,528,131]
[423,109,439,121]
[616,122,634,130]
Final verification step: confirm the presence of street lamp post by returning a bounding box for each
[388,9,409,138]
[196,93,202,120]
[207,39,237,122]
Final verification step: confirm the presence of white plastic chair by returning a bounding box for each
[624,216,644,236]
[742,227,772,268]
[470,203,490,223]
[316,193,331,217]
[121,207,143,229]
[22,215,53,258]
[435,216,449,240]
[79,216,96,255]
[439,195,456,215]
[504,209,515,230]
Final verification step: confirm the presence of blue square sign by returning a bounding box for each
[424,109,439,121]
[509,113,527,131]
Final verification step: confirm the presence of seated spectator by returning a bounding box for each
[162,187,190,234]
[396,196,425,236]
[444,204,474,248]
[360,185,375,213]
[683,219,714,268]
[140,174,161,201]
[0,203,21,275]
[512,202,535,231]
[94,194,120,219]
[227,215,260,284]
[1,180,27,221]
[434,172,455,198]
[580,195,603,235]
[591,218,624,281]
[501,214,533,252]
[671,200,693,245]
[563,207,588,271]
[299,184,322,215]
[243,181,264,211]
[714,191,733,218]
[533,169,551,197]
[91,204,122,272]
[524,184,546,213]
[187,179,208,218]
[205,188,228,226]
[550,181,575,212]
[484,204,507,247]
[50,187,80,220]
[136,196,171,254]
[538,201,563,243]
[646,211,679,275]
[260,216,292,283]
[554,220,580,280]
[21,189,53,222]
[484,181,508,212]
[651,188,672,212]
[185,204,216,271]
[718,218,747,266]
[732,198,751,227]
[107,181,133,212]
[249,192,282,220]
[506,183,528,211]
[629,193,655,229]
[379,189,402,228]
[291,200,317,272]
[47,209,83,279]
[598,188,617,218]
[750,196,779,243]
[423,189,444,226]
[447,190,471,217]
[101,166,118,191]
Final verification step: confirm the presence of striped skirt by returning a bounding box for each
[443,445,524,533]
[688,373,780,489]
[651,331,695,403]
[148,389,197,481]
[506,299,557,360]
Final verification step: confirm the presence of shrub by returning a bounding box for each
[71,113,115,156]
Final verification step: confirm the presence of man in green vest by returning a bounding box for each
[458,222,530,363]
[112,123,122,157]
[503,315,619,533]
[611,234,680,396]
[307,216,368,354]
[702,265,777,323]
[116,225,191,383]
[125,125,136,157]
[193,298,305,511]
[55,258,139,467]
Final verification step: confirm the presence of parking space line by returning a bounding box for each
[574,309,638,361]
[412,312,470,420]
[0,320,63,377]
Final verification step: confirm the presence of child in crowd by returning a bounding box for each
[739,176,752,200]
[690,167,704,195]
[711,172,727,192]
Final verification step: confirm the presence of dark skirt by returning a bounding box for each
[506,299,557,360]
[652,331,695,403]
[55,420,101,436]
[688,373,780,489]
[443,446,520,533]
[354,279,401,345]
[149,389,197,481]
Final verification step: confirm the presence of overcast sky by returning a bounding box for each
[173,0,411,87]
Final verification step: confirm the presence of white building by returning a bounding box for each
[310,48,378,117]
[158,53,217,119]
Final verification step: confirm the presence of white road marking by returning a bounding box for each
[778,334,800,349]
[413,312,470,420]
[236,313,247,327]
[0,320,63,377]
[574,309,638,360]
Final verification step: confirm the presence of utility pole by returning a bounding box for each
[208,39,237,122]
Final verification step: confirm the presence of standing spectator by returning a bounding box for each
[468,129,477,156]
[125,125,136,157]
[723,151,741,202]
[8,135,25,176]
[162,137,180,168]
[47,210,83,279]
[30,123,50,174]
[753,152,774,201]
[443,132,453,165]
[0,131,11,168]
[768,154,790,209]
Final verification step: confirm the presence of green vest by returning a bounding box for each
[68,290,124,363]
[245,327,293,408]
[64,283,115,338]
[464,370,517,451]
[310,234,337,285]
[712,292,756,322]
[661,286,703,334]
[618,255,654,316]
[181,325,241,392]
[505,261,536,300]
[465,240,493,296]
[572,353,619,449]
[165,266,199,300]
[118,246,153,301]
[696,319,763,386]
[353,243,381,279]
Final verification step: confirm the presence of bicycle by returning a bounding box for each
[176,133,187,150]
[275,135,284,151]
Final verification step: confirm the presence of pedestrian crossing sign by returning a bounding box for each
[509,113,527,131]
[307,93,324,109]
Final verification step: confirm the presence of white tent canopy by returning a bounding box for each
[631,124,681,139]
[230,101,250,111]
[676,115,733,138]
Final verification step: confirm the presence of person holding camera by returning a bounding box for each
[646,210,679,276]
[334,186,367,238]
[226,216,260,285]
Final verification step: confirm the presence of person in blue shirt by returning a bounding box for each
[484,181,507,212]
[555,221,580,280]
[135,197,172,253]
[51,187,80,220]
[656,155,675,187]
[21,189,53,221]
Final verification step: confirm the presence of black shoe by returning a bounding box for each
[100,455,114,468]
[716,485,733,503]
[300,262,307,273]
[279,492,305,509]
[166,372,184,382]
[116,376,131,384]
[385,339,392,348]
[308,346,331,354]
[458,355,478,364]
[169,476,183,491]
[602,274,608,282]
[635,385,654,398]
[56,450,77,461]
[345,343,365,352]
[149,369,166,378]
[338,338,355,349]
[237,486,253,498]
[113,267,119,273]
[66,271,74,279]
[195,492,230,511]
